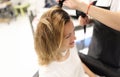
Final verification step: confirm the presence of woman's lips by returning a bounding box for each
[70,41,75,45]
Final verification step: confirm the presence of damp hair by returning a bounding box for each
[34,6,70,65]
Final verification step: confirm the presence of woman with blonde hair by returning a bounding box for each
[34,6,96,77]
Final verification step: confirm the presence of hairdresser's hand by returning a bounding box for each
[82,63,96,77]
[56,0,81,9]
[78,16,90,26]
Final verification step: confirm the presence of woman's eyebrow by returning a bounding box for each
[64,28,75,38]
[65,33,71,37]
[64,33,71,39]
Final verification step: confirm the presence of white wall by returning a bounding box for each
[10,0,30,5]
[29,0,45,8]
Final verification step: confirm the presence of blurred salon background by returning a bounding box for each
[0,0,93,77]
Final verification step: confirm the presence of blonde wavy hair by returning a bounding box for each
[34,6,70,65]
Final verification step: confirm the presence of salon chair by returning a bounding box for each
[79,53,120,77]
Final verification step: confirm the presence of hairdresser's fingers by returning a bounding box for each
[56,0,74,9]
[56,0,63,3]
[78,16,88,26]
[63,0,75,9]
[63,0,80,9]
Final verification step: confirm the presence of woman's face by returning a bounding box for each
[61,20,76,50]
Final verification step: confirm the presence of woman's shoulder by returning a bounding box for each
[38,66,58,77]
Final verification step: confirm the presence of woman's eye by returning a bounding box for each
[65,34,71,39]
[64,30,75,39]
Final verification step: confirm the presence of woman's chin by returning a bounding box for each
[69,44,75,48]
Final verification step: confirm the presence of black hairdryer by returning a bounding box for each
[58,0,65,7]
[76,1,97,33]
[76,10,87,33]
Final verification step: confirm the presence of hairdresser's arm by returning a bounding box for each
[64,0,120,31]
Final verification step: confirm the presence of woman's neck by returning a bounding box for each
[55,49,70,62]
[61,49,69,56]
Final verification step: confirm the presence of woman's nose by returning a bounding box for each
[71,33,76,41]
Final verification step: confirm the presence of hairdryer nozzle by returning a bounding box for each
[58,0,65,7]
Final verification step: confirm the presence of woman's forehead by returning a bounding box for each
[64,21,74,34]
